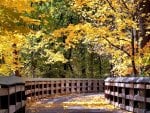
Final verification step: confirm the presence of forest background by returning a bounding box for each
[0,0,149,78]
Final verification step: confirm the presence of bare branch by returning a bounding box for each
[106,0,116,12]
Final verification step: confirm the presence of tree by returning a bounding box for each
[53,0,150,76]
[0,0,47,76]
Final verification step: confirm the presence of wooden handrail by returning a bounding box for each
[105,77,150,113]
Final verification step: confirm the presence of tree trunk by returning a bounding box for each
[110,63,114,77]
[64,48,74,77]
[131,30,138,76]
[68,48,74,75]
[89,52,94,77]
[31,51,36,78]
[139,0,150,48]
[80,44,86,77]
[98,55,102,75]
[12,43,21,77]
[137,0,150,74]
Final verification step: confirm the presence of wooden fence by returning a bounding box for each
[0,76,104,113]
[25,78,104,101]
[105,77,150,113]
[0,76,25,113]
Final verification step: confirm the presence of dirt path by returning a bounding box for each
[26,93,128,113]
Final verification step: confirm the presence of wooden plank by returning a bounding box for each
[25,90,32,95]
[126,95,133,100]
[105,90,110,94]
[16,85,21,92]
[125,84,133,88]
[26,82,34,86]
[93,80,98,91]
[118,93,125,98]
[125,106,133,112]
[0,109,8,113]
[134,84,145,89]
[110,92,114,96]
[105,82,110,86]
[0,88,8,96]
[146,84,150,89]
[20,85,25,91]
[118,104,125,109]
[9,105,16,113]
[118,83,124,87]
[16,102,22,111]
[22,100,26,107]
[146,97,150,103]
[114,83,119,86]
[134,95,145,102]
[114,102,118,107]
[9,87,15,95]
[134,108,146,113]
[43,88,47,91]
[114,92,118,96]
[110,83,114,86]
[35,89,39,92]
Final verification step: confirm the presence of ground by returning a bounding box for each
[26,93,129,113]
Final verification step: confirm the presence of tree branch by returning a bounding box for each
[116,37,130,42]
[102,37,131,57]
[106,0,116,12]
[121,0,129,10]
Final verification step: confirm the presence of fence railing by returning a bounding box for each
[0,76,104,113]
[105,77,150,113]
[25,78,104,101]
[0,76,25,113]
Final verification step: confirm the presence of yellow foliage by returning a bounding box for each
[0,0,48,13]
[0,0,33,13]
[0,32,26,75]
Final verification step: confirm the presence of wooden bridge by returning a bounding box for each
[0,76,105,113]
[3,76,150,113]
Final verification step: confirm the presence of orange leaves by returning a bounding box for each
[0,0,48,13]
[0,0,34,13]
[74,0,87,6]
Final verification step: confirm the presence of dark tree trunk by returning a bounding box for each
[31,51,36,78]
[137,0,150,74]
[139,0,150,48]
[98,55,102,75]
[131,30,138,76]
[90,52,94,77]
[12,43,21,77]
[0,55,5,64]
[64,63,67,71]
[110,63,113,77]
[64,48,74,77]
[68,49,74,75]
[79,44,87,77]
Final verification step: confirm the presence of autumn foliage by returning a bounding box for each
[0,0,149,76]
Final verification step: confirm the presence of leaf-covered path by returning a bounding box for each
[26,93,129,113]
